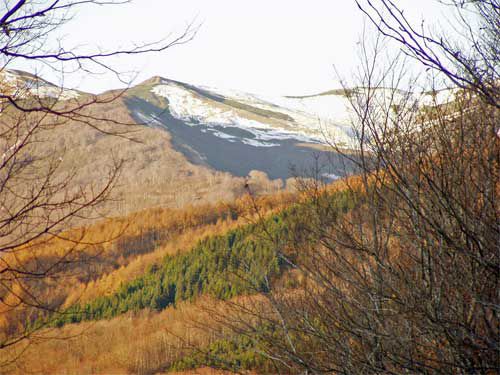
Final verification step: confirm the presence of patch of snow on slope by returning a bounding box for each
[151,83,323,147]
[278,95,353,126]
[196,86,358,148]
[2,70,19,84]
[153,83,235,125]
[209,130,237,140]
[151,80,466,151]
[153,82,430,150]
[276,88,412,125]
[199,84,354,126]
[152,83,279,132]
[241,138,280,147]
[1,70,80,100]
[133,110,164,127]
[32,86,80,100]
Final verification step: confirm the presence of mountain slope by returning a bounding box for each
[0,69,82,100]
[123,77,458,182]
[1,70,456,215]
[124,77,357,180]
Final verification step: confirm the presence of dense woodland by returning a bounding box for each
[0,191,295,343]
[2,183,357,373]
[32,188,356,331]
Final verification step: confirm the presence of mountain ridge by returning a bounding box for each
[0,69,460,199]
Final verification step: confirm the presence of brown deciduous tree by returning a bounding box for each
[211,1,499,373]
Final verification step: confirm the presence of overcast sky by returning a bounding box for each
[24,0,449,96]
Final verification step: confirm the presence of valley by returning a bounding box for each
[0,2,497,369]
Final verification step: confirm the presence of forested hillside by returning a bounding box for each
[1,0,498,374]
[0,192,296,353]
[35,186,355,329]
[4,182,357,373]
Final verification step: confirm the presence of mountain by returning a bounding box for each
[0,69,457,215]
[122,76,360,182]
[0,69,82,100]
[123,77,459,180]
[2,69,492,375]
[0,70,355,217]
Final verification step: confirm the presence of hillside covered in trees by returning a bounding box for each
[0,0,498,374]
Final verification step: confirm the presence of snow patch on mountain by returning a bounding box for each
[151,81,361,148]
[31,85,80,100]
[0,70,80,100]
[151,82,328,147]
[133,110,164,128]
[195,85,361,148]
[241,138,280,148]
[322,173,341,180]
[277,95,353,125]
[148,78,459,152]
[153,84,222,124]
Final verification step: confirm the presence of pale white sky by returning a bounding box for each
[22,0,449,96]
